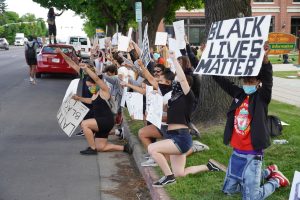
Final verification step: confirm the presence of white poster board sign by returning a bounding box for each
[121,87,128,107]
[194,15,271,76]
[173,20,186,49]
[99,38,106,49]
[118,35,130,52]
[63,78,80,102]
[140,23,151,67]
[289,171,300,200]
[112,32,122,46]
[155,32,168,46]
[126,92,143,120]
[168,38,182,58]
[128,27,133,39]
[146,92,163,129]
[145,85,153,113]
[57,93,89,137]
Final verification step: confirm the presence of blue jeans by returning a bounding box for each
[165,128,192,154]
[222,151,279,200]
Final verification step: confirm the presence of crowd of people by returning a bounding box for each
[52,30,291,198]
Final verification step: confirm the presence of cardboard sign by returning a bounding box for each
[126,92,143,120]
[118,35,130,52]
[168,38,182,58]
[194,15,271,76]
[289,171,300,200]
[99,38,106,49]
[173,20,186,49]
[57,93,89,137]
[140,23,151,67]
[268,32,297,55]
[146,92,163,129]
[155,32,168,46]
[63,78,80,103]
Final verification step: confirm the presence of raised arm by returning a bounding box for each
[80,63,110,94]
[121,81,146,95]
[55,10,64,16]
[56,48,80,74]
[72,95,92,104]
[137,59,158,90]
[169,51,190,95]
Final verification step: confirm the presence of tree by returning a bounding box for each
[193,0,252,122]
[0,0,6,14]
[32,0,203,44]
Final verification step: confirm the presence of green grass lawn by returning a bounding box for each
[125,100,300,200]
[269,54,299,65]
[273,71,300,79]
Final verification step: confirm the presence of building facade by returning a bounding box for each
[158,0,300,47]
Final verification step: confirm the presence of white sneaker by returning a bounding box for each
[192,140,209,153]
[141,157,158,167]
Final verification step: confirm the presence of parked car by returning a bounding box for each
[67,36,91,58]
[0,38,9,50]
[36,44,79,78]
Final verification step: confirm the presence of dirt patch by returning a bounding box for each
[101,154,152,200]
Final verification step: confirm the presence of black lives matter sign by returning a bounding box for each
[141,23,151,67]
[194,15,271,76]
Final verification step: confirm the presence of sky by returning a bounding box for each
[6,0,86,41]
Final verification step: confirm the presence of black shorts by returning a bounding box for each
[94,116,114,138]
[27,58,37,66]
[48,24,57,36]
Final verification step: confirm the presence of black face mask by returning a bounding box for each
[158,83,172,96]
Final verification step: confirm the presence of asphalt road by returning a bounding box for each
[0,46,100,200]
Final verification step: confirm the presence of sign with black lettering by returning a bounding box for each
[57,93,89,137]
[140,23,151,67]
[194,15,271,76]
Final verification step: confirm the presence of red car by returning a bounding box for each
[36,44,79,78]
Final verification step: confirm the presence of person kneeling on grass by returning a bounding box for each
[213,42,289,199]
[148,51,226,187]
[72,63,132,155]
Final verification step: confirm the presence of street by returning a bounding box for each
[0,46,100,200]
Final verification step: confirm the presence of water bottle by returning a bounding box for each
[273,139,288,144]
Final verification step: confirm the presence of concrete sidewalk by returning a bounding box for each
[272,64,300,107]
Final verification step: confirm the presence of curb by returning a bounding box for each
[123,119,171,200]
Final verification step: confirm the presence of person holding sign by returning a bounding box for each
[213,42,290,199]
[72,64,132,155]
[148,51,224,187]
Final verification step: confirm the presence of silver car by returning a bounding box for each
[0,38,9,50]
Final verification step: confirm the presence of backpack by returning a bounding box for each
[26,43,36,59]
[267,115,283,137]
[105,95,118,115]
[47,18,55,25]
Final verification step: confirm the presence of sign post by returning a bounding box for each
[135,2,143,48]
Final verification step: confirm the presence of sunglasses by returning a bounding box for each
[154,69,162,73]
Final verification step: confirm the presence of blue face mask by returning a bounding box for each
[242,85,257,95]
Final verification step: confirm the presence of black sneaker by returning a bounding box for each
[80,147,97,155]
[152,174,176,187]
[123,143,132,154]
[75,130,84,136]
[207,159,227,172]
[188,122,201,138]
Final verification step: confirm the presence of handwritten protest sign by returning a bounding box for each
[126,92,143,120]
[146,92,163,129]
[63,78,80,102]
[194,15,271,76]
[140,23,151,67]
[57,93,89,137]
[168,38,182,58]
[173,20,186,49]
[155,32,168,46]
[118,35,130,52]
[112,32,122,46]
[289,171,300,200]
[146,85,153,113]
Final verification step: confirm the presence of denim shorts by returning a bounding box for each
[156,124,168,138]
[165,128,192,154]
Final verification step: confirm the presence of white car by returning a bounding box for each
[67,36,91,58]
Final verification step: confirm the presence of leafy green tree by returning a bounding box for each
[32,0,203,44]
[0,0,6,14]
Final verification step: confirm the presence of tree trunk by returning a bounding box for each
[193,0,251,123]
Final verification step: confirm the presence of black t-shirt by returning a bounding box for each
[167,90,195,125]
